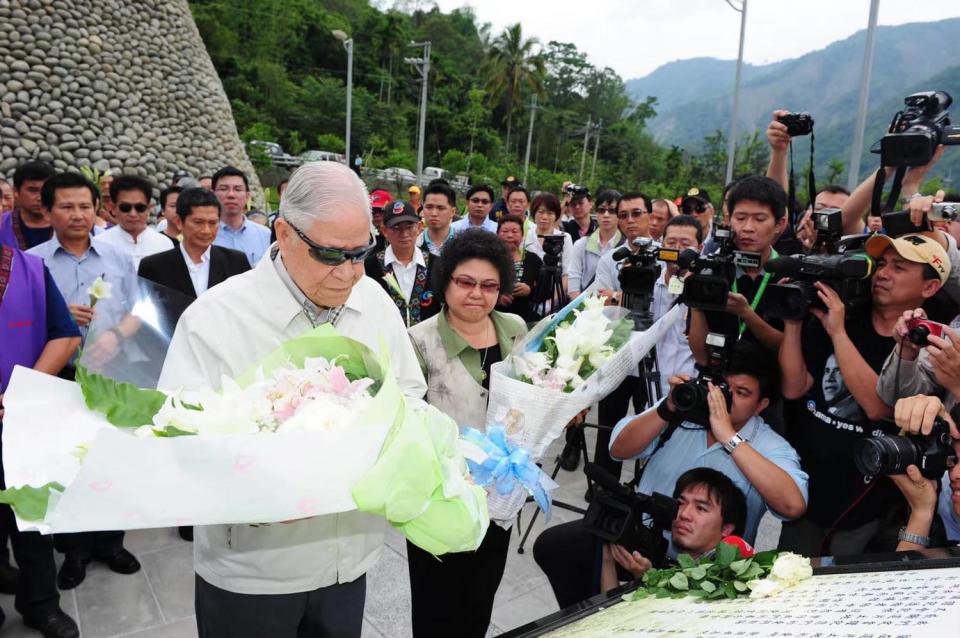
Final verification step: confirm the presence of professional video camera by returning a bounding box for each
[669,332,733,427]
[660,225,761,311]
[810,208,843,252]
[853,417,958,480]
[777,112,814,137]
[583,462,677,568]
[879,91,960,168]
[883,202,960,237]
[613,238,662,329]
[763,252,875,321]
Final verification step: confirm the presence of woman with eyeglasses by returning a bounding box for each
[494,214,542,323]
[566,188,624,297]
[407,229,527,638]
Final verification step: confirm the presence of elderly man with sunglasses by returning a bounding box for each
[158,162,427,638]
[96,175,173,269]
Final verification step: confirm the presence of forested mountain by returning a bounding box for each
[626,18,960,184]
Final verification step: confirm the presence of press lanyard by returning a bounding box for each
[731,248,777,338]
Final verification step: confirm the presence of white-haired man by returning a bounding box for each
[158,162,427,638]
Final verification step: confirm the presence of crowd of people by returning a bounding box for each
[0,108,959,638]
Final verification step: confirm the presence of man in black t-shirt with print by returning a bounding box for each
[777,233,950,557]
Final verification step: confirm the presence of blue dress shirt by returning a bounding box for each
[213,219,271,267]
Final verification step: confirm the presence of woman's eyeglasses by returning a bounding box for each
[596,206,618,216]
[286,218,375,266]
[452,275,500,294]
[117,202,149,214]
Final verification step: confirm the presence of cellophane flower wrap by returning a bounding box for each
[0,325,487,555]
[475,286,683,527]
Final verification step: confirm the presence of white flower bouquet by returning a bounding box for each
[0,326,488,555]
[478,287,684,526]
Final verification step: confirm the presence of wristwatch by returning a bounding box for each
[723,433,746,454]
[898,526,930,547]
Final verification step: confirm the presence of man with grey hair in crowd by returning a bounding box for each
[158,162,427,638]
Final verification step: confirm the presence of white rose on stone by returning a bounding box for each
[769,552,813,585]
[747,577,784,599]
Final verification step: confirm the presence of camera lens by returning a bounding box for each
[908,325,931,346]
[671,382,704,413]
[853,435,920,477]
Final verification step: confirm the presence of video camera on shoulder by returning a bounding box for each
[565,183,589,199]
[879,91,960,168]
[810,208,843,253]
[659,225,761,311]
[763,251,875,321]
[883,202,960,237]
[583,462,676,568]
[854,417,958,480]
[669,332,733,427]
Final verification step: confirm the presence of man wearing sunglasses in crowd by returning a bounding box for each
[96,175,173,270]
[158,162,427,638]
[452,184,498,234]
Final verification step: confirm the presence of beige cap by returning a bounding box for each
[865,233,951,284]
[408,185,421,194]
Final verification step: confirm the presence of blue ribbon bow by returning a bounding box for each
[462,426,552,516]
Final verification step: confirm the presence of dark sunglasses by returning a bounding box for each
[286,218,375,266]
[683,204,707,214]
[117,202,149,214]
[618,210,648,219]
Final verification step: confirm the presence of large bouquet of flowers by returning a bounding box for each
[469,287,684,527]
[0,325,487,556]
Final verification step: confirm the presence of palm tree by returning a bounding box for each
[483,24,545,154]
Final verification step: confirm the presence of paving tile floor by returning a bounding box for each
[0,428,782,637]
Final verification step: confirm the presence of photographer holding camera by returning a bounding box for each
[598,468,748,594]
[777,232,950,556]
[688,176,790,363]
[879,395,960,549]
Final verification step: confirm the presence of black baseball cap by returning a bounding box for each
[681,187,711,213]
[382,200,420,228]
[502,175,520,187]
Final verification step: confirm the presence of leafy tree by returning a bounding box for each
[483,24,546,154]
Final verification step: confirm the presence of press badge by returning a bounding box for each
[668,275,684,295]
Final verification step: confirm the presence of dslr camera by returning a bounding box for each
[883,202,960,237]
[907,318,945,346]
[583,463,677,568]
[565,183,589,199]
[670,332,733,427]
[880,90,960,167]
[777,112,814,137]
[662,225,761,311]
[854,417,958,480]
[764,252,875,321]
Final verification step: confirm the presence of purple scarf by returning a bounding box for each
[0,211,19,250]
[0,246,47,393]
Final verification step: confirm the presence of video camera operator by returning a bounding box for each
[776,232,950,556]
[688,176,790,364]
[534,467,747,609]
[598,468,748,594]
[886,395,960,548]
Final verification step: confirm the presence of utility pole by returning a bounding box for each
[590,119,603,184]
[724,0,747,185]
[332,30,354,165]
[847,0,880,190]
[579,116,591,183]
[522,95,539,185]
[405,41,431,185]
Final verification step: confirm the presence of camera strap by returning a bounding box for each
[731,248,778,338]
[870,165,907,217]
[787,130,817,229]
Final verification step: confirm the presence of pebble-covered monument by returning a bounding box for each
[0,0,260,192]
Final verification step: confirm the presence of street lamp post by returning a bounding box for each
[332,30,354,167]
[724,0,747,186]
[405,41,431,186]
[847,0,880,190]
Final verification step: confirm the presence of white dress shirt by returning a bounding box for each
[158,250,427,595]
[451,216,498,234]
[180,243,212,296]
[383,244,425,302]
[524,226,573,276]
[97,225,174,270]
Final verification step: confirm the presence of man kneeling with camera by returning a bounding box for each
[597,468,748,593]
[534,342,808,608]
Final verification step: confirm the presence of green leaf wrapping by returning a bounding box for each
[0,483,64,521]
[75,365,167,427]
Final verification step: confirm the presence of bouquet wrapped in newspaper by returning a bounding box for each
[0,325,488,556]
[474,288,683,527]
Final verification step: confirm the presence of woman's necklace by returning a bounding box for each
[479,319,493,381]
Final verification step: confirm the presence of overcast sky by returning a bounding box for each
[430,0,960,80]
